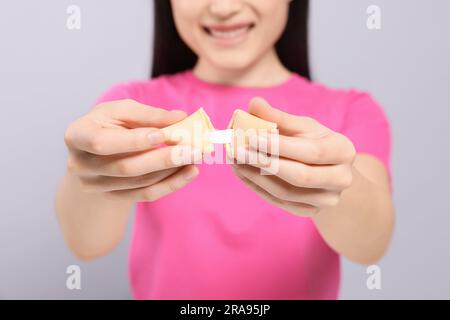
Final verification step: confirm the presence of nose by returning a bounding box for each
[208,0,243,20]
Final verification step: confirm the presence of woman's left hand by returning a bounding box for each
[231,97,357,217]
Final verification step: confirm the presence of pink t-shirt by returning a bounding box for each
[96,70,391,300]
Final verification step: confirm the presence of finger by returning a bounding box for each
[71,145,203,177]
[112,165,199,202]
[78,167,180,193]
[233,165,342,208]
[250,132,355,165]
[234,173,319,217]
[233,148,353,190]
[248,97,326,135]
[97,99,187,128]
[67,122,167,155]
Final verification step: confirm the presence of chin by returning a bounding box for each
[205,52,255,72]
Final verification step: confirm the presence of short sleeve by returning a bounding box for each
[341,92,392,181]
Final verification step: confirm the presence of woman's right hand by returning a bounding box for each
[64,99,201,203]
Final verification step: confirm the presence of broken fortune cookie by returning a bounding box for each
[161,107,215,154]
[226,109,278,158]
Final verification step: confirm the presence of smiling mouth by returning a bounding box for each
[203,23,255,42]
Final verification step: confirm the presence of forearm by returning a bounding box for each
[312,165,395,265]
[55,172,133,261]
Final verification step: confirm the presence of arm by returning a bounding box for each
[312,154,394,265]
[55,100,199,261]
[232,97,394,265]
[55,172,134,261]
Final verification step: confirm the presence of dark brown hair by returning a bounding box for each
[151,0,310,80]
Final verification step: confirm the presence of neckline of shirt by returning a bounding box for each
[182,69,306,92]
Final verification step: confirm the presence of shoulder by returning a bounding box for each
[95,71,191,105]
[293,74,381,109]
[289,74,389,129]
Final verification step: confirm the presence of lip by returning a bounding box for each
[202,22,255,47]
[205,22,254,32]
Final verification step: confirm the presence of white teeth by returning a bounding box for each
[209,27,249,39]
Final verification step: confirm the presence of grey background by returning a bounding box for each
[0,0,448,299]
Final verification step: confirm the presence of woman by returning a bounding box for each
[56,0,394,299]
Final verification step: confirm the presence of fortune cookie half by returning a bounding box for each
[226,109,278,158]
[161,107,215,154]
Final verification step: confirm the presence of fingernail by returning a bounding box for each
[192,148,203,164]
[248,134,258,150]
[258,135,268,147]
[183,167,199,181]
[237,147,248,155]
[148,130,165,145]
[236,147,248,164]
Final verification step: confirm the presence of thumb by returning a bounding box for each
[248,97,320,135]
